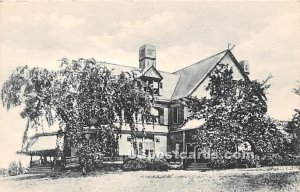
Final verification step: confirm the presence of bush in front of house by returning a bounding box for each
[260,153,300,166]
[123,157,169,171]
[208,159,237,169]
[207,154,261,169]
[8,161,25,176]
[261,153,284,166]
[0,168,8,177]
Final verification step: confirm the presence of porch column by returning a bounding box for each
[182,131,186,164]
[30,155,33,168]
[194,146,197,163]
[182,131,186,152]
[142,136,144,155]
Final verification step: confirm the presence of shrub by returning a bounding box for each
[280,154,300,166]
[260,153,300,166]
[260,153,285,166]
[0,168,7,177]
[8,161,24,176]
[123,157,169,171]
[208,159,235,169]
[207,155,261,169]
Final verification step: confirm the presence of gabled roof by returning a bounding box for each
[171,50,248,100]
[95,49,248,101]
[96,62,179,101]
[141,65,163,80]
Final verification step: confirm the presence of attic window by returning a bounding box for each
[152,81,159,95]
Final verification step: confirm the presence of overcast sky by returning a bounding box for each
[0,2,299,167]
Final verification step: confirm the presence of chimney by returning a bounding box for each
[239,60,250,75]
[139,44,156,69]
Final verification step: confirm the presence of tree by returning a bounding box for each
[185,63,284,163]
[1,58,153,172]
[286,81,300,155]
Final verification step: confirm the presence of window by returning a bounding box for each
[138,142,143,155]
[151,107,164,124]
[144,140,154,157]
[153,81,158,89]
[173,106,179,124]
[134,139,155,156]
[152,81,159,95]
[175,143,180,151]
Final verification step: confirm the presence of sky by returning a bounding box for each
[0,1,299,168]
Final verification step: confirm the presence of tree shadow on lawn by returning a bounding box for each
[11,169,123,181]
[10,174,49,181]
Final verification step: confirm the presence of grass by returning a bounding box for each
[0,166,299,192]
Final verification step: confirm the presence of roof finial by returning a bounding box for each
[227,43,236,50]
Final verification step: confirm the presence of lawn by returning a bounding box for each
[0,166,299,192]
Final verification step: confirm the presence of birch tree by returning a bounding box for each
[1,58,153,171]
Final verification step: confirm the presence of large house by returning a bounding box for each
[20,44,250,167]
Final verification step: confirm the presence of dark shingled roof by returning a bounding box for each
[171,50,228,99]
[94,49,244,101]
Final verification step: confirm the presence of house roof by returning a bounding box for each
[18,134,58,155]
[171,118,206,132]
[96,49,247,101]
[142,65,163,80]
[27,135,57,152]
[96,62,180,101]
[171,50,228,100]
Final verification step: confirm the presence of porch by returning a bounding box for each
[17,133,59,168]
[169,119,209,169]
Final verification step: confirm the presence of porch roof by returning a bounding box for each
[172,119,205,132]
[19,135,57,156]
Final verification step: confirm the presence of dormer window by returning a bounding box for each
[152,81,159,95]
[140,65,163,96]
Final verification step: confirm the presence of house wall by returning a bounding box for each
[118,133,167,156]
[118,133,133,156]
[119,123,168,133]
[154,135,167,154]
[191,54,244,98]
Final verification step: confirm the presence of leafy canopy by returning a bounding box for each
[185,63,284,155]
[1,59,153,168]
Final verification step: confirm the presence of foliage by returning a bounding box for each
[260,153,299,166]
[293,81,300,95]
[286,82,300,155]
[207,155,260,169]
[8,161,25,176]
[0,168,8,177]
[1,59,154,172]
[123,157,169,171]
[185,63,286,166]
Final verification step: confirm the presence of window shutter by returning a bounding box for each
[163,108,168,125]
[169,107,173,125]
[183,106,189,120]
[178,105,184,124]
